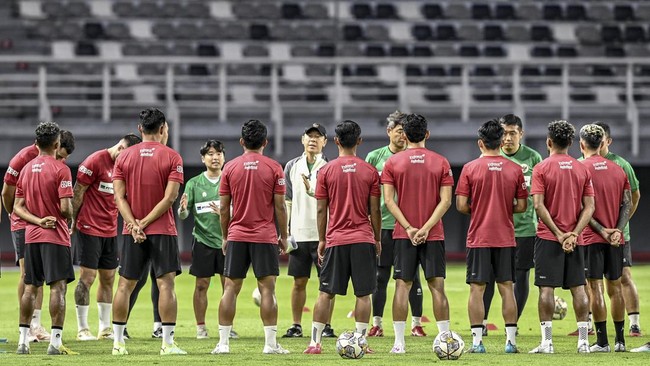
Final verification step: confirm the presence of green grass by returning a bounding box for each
[1,264,649,365]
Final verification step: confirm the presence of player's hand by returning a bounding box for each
[556,231,576,245]
[38,216,57,229]
[129,220,146,244]
[406,226,420,246]
[209,201,221,216]
[375,240,382,257]
[69,218,77,235]
[301,173,311,191]
[179,193,188,212]
[278,237,288,255]
[414,228,429,245]
[603,228,622,246]
[317,240,326,265]
[562,234,576,253]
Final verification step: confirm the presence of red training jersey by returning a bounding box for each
[4,144,39,232]
[76,149,118,237]
[219,152,286,244]
[315,156,381,247]
[531,154,595,242]
[15,155,73,246]
[580,155,630,245]
[456,156,528,248]
[381,147,454,241]
[113,141,184,236]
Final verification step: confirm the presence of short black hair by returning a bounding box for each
[122,133,142,147]
[335,120,361,148]
[35,121,61,150]
[241,119,267,150]
[59,130,75,155]
[386,110,407,129]
[200,139,225,155]
[580,124,605,150]
[139,108,167,134]
[403,114,427,143]
[478,119,504,150]
[547,120,575,149]
[593,121,611,138]
[499,114,523,130]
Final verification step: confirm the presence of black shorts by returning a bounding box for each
[24,243,75,287]
[189,238,225,278]
[622,241,632,267]
[378,229,396,267]
[394,240,446,281]
[585,243,624,281]
[515,236,535,270]
[77,232,118,270]
[466,247,516,284]
[119,235,182,280]
[319,243,377,297]
[223,241,279,279]
[288,241,320,278]
[534,237,586,289]
[11,229,25,266]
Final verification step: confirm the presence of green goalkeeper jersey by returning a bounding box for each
[182,172,223,249]
[501,144,543,237]
[366,146,398,230]
[605,152,639,241]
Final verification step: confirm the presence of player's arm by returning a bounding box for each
[513,197,527,213]
[113,178,137,228]
[571,195,594,236]
[533,193,565,241]
[369,194,382,255]
[1,183,16,215]
[616,189,633,232]
[138,181,181,229]
[456,194,470,215]
[630,189,640,219]
[60,196,73,219]
[178,182,192,220]
[421,185,452,231]
[219,194,231,243]
[316,198,328,259]
[13,197,55,228]
[383,183,411,229]
[274,192,289,241]
[71,182,89,222]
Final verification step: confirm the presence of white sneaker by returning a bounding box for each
[112,342,128,355]
[577,342,590,353]
[211,344,230,354]
[97,327,113,340]
[630,342,650,352]
[262,343,290,354]
[529,343,554,354]
[614,342,626,352]
[77,329,96,341]
[589,343,610,352]
[160,342,187,355]
[390,344,406,354]
[197,327,209,339]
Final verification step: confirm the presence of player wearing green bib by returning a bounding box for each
[595,122,642,337]
[365,111,425,338]
[482,115,542,336]
[179,140,237,340]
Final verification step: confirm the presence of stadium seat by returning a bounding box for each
[637,4,650,20]
[184,2,210,18]
[413,45,433,57]
[317,44,335,57]
[281,3,302,19]
[521,66,542,76]
[484,25,504,41]
[505,25,530,41]
[457,25,482,41]
[602,26,622,43]
[343,25,364,41]
[270,24,293,40]
[250,24,270,40]
[531,46,554,58]
[376,4,398,19]
[446,4,471,19]
[426,66,446,76]
[303,3,329,18]
[352,3,373,19]
[339,44,362,57]
[576,24,602,45]
[557,45,578,58]
[232,2,257,19]
[365,44,386,57]
[84,23,104,40]
[365,25,390,41]
[122,43,146,56]
[390,45,410,57]
[494,4,515,20]
[197,44,219,57]
[435,45,456,57]
[587,4,614,21]
[291,45,314,57]
[412,25,434,41]
[257,3,281,19]
[243,45,269,57]
[161,3,183,18]
[565,4,587,20]
[484,45,505,57]
[543,4,563,20]
[437,25,457,40]
[471,4,492,20]
[531,25,553,41]
[294,24,318,40]
[459,45,479,57]
[517,4,542,20]
[614,5,635,21]
[136,2,163,18]
[75,41,98,56]
[113,2,135,17]
[315,25,336,41]
[405,65,422,77]
[177,23,199,40]
[105,23,131,40]
[605,46,626,58]
[421,4,443,19]
[626,44,650,57]
[171,44,195,56]
[473,66,495,76]
[152,22,175,40]
[625,26,646,43]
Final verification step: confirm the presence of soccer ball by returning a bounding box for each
[336,331,367,359]
[433,330,465,360]
[251,287,277,307]
[553,296,568,320]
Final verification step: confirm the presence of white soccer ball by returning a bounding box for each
[433,330,465,360]
[336,331,367,359]
[553,296,568,320]
[251,287,277,307]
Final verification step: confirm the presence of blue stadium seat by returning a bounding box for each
[565,4,587,20]
[422,4,443,19]
[495,4,515,20]
[352,3,373,19]
[376,4,398,19]
[484,25,504,41]
[472,4,491,20]
[412,25,434,41]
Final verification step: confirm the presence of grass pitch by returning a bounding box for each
[0,263,649,365]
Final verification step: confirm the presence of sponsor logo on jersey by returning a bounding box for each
[244,161,259,170]
[341,163,357,173]
[79,165,93,176]
[98,181,114,194]
[520,163,530,174]
[32,163,45,173]
[488,161,503,171]
[593,161,608,171]
[60,180,73,189]
[140,147,156,157]
[558,161,573,170]
[195,200,219,214]
[278,178,286,186]
[448,169,453,177]
[6,166,19,177]
[409,154,425,164]
[176,165,183,173]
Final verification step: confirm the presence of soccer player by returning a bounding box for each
[595,121,642,337]
[213,119,289,355]
[382,114,453,354]
[529,120,595,354]
[481,115,542,336]
[365,111,426,337]
[178,139,237,340]
[71,134,142,341]
[58,130,75,161]
[456,120,528,353]
[111,108,186,355]
[283,123,337,339]
[14,121,77,355]
[578,124,632,352]
[2,142,49,342]
[303,120,381,354]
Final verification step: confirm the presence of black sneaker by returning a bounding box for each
[152,326,162,338]
[282,324,303,338]
[322,324,337,338]
[123,328,130,340]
